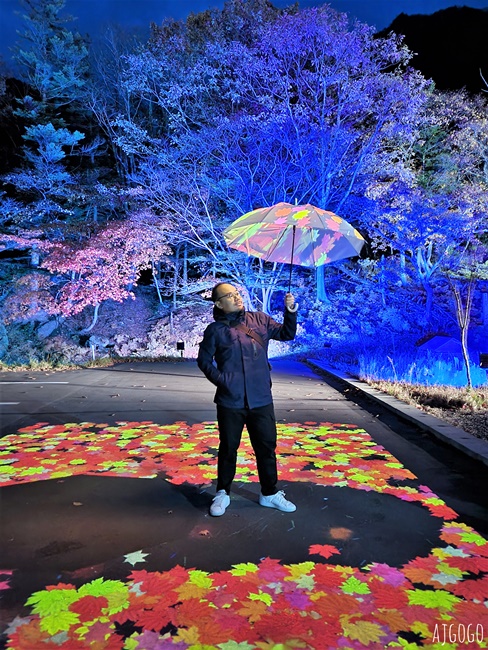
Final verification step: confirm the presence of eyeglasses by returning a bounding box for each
[215,290,240,302]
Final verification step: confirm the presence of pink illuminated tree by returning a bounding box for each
[41,214,171,331]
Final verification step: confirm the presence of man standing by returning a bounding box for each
[197,282,297,517]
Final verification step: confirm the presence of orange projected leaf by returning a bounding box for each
[237,599,268,622]
[328,527,353,541]
[376,609,408,631]
[7,620,48,649]
[343,620,385,644]
[275,207,292,216]
[196,618,232,645]
[313,592,360,617]
[174,581,209,601]
[173,598,215,626]
[403,568,435,584]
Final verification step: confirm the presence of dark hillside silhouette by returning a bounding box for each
[378,6,488,93]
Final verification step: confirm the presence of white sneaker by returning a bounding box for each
[259,490,296,512]
[210,490,230,516]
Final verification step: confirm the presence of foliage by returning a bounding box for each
[2,122,85,230]
[111,3,430,306]
[367,90,488,326]
[3,271,55,323]
[39,215,171,317]
[14,0,89,111]
[3,0,93,236]
[362,376,488,439]
[0,0,488,384]
[358,350,488,388]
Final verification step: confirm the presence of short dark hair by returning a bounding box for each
[211,282,229,302]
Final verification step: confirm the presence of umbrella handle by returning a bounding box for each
[288,225,296,293]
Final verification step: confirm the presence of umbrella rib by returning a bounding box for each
[263,226,291,262]
[311,227,318,266]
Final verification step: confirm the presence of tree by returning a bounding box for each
[113,3,429,308]
[444,246,488,388]
[0,0,121,331]
[368,90,488,326]
[1,0,91,257]
[40,214,171,331]
[87,24,147,182]
[2,122,84,229]
[14,0,89,113]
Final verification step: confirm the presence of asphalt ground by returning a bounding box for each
[1,359,487,649]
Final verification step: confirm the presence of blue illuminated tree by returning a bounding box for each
[112,3,429,310]
[1,0,90,241]
[444,246,488,388]
[370,90,488,328]
[14,0,89,112]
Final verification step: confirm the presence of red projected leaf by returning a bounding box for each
[69,595,109,623]
[309,544,340,559]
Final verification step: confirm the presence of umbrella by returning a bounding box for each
[223,202,365,291]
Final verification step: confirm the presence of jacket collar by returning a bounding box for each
[213,306,245,324]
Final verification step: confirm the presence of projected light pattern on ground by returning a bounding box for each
[0,421,457,519]
[1,421,487,649]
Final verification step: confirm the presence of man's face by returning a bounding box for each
[214,284,244,313]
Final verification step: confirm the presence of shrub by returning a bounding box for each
[358,350,488,388]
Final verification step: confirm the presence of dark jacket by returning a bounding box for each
[197,305,297,409]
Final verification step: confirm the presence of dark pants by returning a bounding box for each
[216,403,278,496]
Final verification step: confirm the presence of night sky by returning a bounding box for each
[1,0,488,70]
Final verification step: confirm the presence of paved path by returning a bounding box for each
[1,360,487,648]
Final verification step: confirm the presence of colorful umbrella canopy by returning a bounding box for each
[223,202,365,289]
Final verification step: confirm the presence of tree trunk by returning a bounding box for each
[0,321,8,359]
[452,279,476,389]
[172,246,180,311]
[423,281,433,324]
[183,244,188,285]
[152,261,163,304]
[400,252,408,287]
[261,285,272,314]
[257,261,282,314]
[379,256,386,307]
[31,248,40,268]
[80,303,100,334]
[316,266,330,303]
